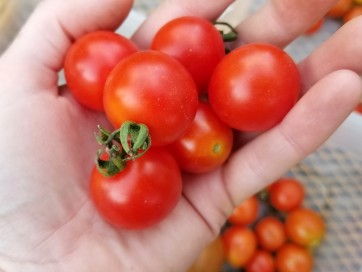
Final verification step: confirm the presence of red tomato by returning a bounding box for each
[275,243,314,272]
[228,195,259,226]
[103,50,198,146]
[343,6,362,23]
[285,208,326,248]
[222,226,257,268]
[64,31,138,111]
[268,177,305,212]
[168,101,233,173]
[355,102,362,114]
[255,216,287,252]
[245,249,275,272]
[151,16,225,94]
[208,43,300,132]
[90,147,182,229]
[327,0,354,18]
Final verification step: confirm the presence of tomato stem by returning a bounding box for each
[214,21,238,42]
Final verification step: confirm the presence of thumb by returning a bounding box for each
[1,0,134,90]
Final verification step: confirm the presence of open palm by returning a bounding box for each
[0,0,361,271]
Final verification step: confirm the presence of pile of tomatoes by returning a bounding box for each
[189,177,326,272]
[63,16,301,230]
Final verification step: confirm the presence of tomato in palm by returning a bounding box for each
[222,226,257,268]
[168,101,233,173]
[245,249,275,272]
[268,177,305,212]
[64,31,138,111]
[255,216,287,252]
[151,16,225,94]
[103,50,199,146]
[275,243,314,272]
[90,147,182,229]
[208,43,300,132]
[228,195,259,226]
[285,208,326,248]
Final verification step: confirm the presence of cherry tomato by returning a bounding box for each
[103,50,199,146]
[64,31,138,111]
[151,16,225,94]
[285,208,326,248]
[168,101,233,173]
[343,6,362,23]
[208,43,300,132]
[275,243,314,272]
[228,195,259,226]
[255,216,287,252]
[268,177,305,212]
[355,102,362,114]
[90,147,182,229]
[326,0,354,18]
[222,226,257,268]
[245,249,275,272]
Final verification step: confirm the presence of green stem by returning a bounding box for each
[214,21,238,42]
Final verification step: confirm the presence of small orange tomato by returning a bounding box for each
[255,216,287,252]
[245,249,275,272]
[276,243,314,272]
[327,0,354,18]
[228,195,259,226]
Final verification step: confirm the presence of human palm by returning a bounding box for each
[0,0,361,271]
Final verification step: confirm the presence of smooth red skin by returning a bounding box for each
[245,249,276,272]
[285,208,326,248]
[228,195,259,226]
[64,31,138,111]
[268,178,305,212]
[90,147,182,230]
[167,101,233,173]
[103,50,199,146]
[255,216,287,252]
[222,226,257,268]
[208,43,300,132]
[276,243,314,272]
[151,16,225,94]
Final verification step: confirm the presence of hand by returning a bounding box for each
[0,0,361,271]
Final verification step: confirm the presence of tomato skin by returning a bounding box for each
[90,147,182,229]
[208,43,300,132]
[268,177,305,212]
[222,226,257,268]
[228,195,259,226]
[168,101,233,173]
[255,216,287,252]
[103,50,199,146]
[151,16,225,94]
[285,208,326,248]
[245,249,275,272]
[64,31,138,111]
[275,243,314,272]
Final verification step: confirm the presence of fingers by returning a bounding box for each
[223,69,362,205]
[132,0,234,49]
[298,16,362,91]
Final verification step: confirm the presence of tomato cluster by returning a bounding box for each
[63,16,301,229]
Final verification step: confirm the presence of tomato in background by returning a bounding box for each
[245,249,275,272]
[228,195,259,226]
[285,208,326,249]
[168,101,233,173]
[64,31,138,111]
[103,50,198,146]
[208,43,300,132]
[255,216,287,252]
[151,16,225,94]
[90,147,182,229]
[275,243,314,272]
[222,226,257,268]
[268,177,305,212]
[326,0,354,18]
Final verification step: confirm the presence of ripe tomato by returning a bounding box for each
[222,226,257,268]
[275,243,314,272]
[90,147,182,229]
[326,0,354,18]
[285,208,326,248]
[64,31,138,111]
[268,177,305,212]
[228,195,259,226]
[343,6,362,23]
[355,102,362,114]
[103,50,199,146]
[151,16,225,94]
[255,216,287,252]
[245,249,275,272]
[208,43,300,132]
[168,101,233,173]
